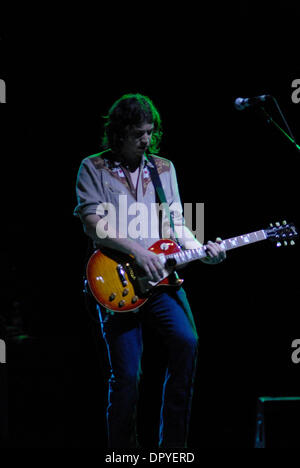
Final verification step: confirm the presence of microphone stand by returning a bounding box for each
[260,97,300,153]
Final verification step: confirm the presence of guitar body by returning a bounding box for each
[86,239,184,312]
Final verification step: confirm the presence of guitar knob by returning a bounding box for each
[109,293,117,301]
[118,300,125,307]
[122,288,129,296]
[283,241,288,246]
[132,296,138,304]
[275,222,281,227]
[282,220,287,225]
[276,242,282,247]
[290,240,295,246]
[269,223,274,227]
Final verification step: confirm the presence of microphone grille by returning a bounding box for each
[234,97,244,111]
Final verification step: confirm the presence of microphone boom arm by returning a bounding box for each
[261,96,300,151]
[261,100,300,153]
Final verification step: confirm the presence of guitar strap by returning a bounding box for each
[148,154,198,335]
[147,154,182,247]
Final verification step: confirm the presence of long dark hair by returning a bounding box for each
[102,93,162,153]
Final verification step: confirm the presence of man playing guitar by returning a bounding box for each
[74,93,225,449]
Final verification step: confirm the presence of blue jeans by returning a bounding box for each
[98,288,198,448]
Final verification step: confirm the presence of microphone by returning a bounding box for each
[234,94,271,111]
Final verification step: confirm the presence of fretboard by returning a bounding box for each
[165,230,267,267]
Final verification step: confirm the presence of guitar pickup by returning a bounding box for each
[117,265,128,287]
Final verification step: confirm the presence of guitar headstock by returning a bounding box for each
[265,221,298,247]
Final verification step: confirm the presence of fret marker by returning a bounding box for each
[229,238,238,247]
[241,235,250,243]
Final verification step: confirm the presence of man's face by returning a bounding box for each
[120,122,154,160]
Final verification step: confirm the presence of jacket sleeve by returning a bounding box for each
[73,158,104,222]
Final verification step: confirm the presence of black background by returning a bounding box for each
[1,1,300,448]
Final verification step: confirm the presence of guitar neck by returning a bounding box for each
[165,230,267,267]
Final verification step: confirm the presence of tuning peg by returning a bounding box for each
[290,240,296,246]
[275,222,281,227]
[282,220,287,225]
[269,223,274,228]
[276,242,282,247]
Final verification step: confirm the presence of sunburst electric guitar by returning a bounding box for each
[86,221,298,312]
